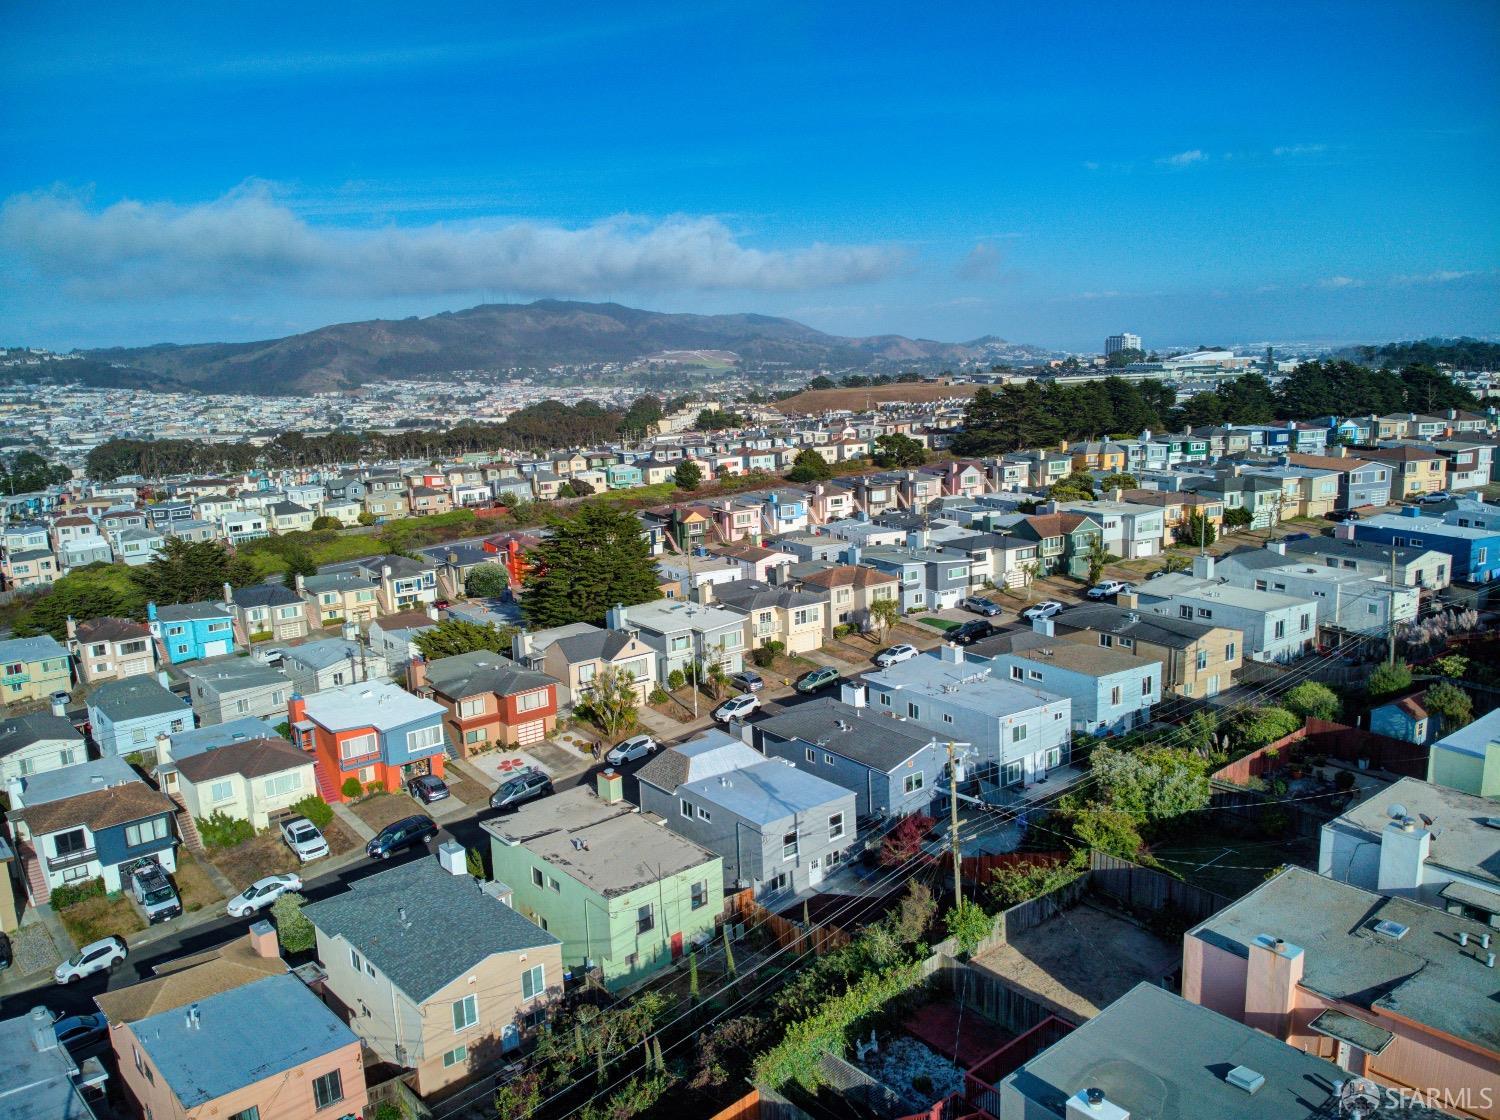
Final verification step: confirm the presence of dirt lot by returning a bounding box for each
[350,791,431,834]
[207,818,362,886]
[175,854,227,913]
[439,769,488,809]
[59,893,144,945]
[775,383,983,414]
[972,901,1179,1022]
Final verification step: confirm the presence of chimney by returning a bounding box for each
[65,616,77,642]
[437,839,468,876]
[1065,1087,1128,1120]
[939,643,964,665]
[288,694,307,727]
[1378,818,1430,897]
[1110,488,1123,502]
[606,603,628,630]
[147,600,158,622]
[840,681,867,708]
[597,768,623,804]
[50,692,68,719]
[1245,933,1304,1040]
[294,572,306,593]
[1268,540,1286,556]
[222,581,233,604]
[407,655,428,691]
[28,1006,56,1052]
[247,919,279,959]
[155,731,173,762]
[1032,615,1055,637]
[1117,590,1138,608]
[1191,554,1215,580]
[513,629,534,663]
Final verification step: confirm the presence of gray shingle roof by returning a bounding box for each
[305,858,557,1002]
[755,698,935,772]
[0,635,67,664]
[87,676,187,722]
[424,649,557,699]
[153,600,231,623]
[1052,602,1215,649]
[230,582,303,609]
[0,712,83,759]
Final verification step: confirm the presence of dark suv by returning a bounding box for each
[366,815,439,860]
[949,619,998,646]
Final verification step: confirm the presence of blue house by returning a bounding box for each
[1368,692,1440,746]
[87,676,193,759]
[604,462,644,490]
[1352,509,1500,585]
[9,755,179,901]
[147,599,238,664]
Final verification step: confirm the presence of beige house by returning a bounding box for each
[169,736,315,830]
[515,623,658,707]
[710,578,828,655]
[66,616,155,685]
[306,853,562,1095]
[409,486,454,516]
[0,712,86,786]
[795,565,899,635]
[318,497,364,527]
[268,500,316,534]
[363,491,411,521]
[297,571,381,627]
[1051,603,1244,699]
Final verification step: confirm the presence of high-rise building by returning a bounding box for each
[1105,332,1142,356]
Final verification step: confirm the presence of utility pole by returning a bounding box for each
[944,740,972,905]
[1387,545,1399,666]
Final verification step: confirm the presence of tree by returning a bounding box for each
[806,376,836,390]
[1048,471,1097,502]
[357,510,376,526]
[131,537,248,605]
[414,619,516,660]
[1161,552,1193,574]
[696,408,744,431]
[872,433,926,469]
[1237,706,1301,747]
[1094,472,1138,492]
[879,813,934,866]
[1222,506,1253,531]
[1422,681,1472,731]
[557,481,577,499]
[1366,660,1413,698]
[574,665,640,739]
[1090,746,1211,822]
[11,564,144,640]
[464,564,510,599]
[310,515,342,530]
[944,900,995,956]
[1067,804,1146,861]
[620,394,663,436]
[570,479,596,497]
[1284,682,1340,722]
[868,596,900,642]
[496,490,521,507]
[673,460,702,490]
[523,505,664,628]
[785,449,832,483]
[1084,537,1116,585]
[280,545,318,590]
[270,892,315,952]
[1104,347,1147,368]
[1174,511,1217,548]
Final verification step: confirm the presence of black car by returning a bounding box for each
[366,814,439,860]
[406,774,451,804]
[490,769,555,812]
[1325,509,1362,522]
[0,930,10,971]
[948,619,998,646]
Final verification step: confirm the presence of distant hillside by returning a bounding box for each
[80,300,1012,395]
[1335,336,1500,371]
[776,382,985,414]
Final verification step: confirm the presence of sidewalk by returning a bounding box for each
[331,801,376,842]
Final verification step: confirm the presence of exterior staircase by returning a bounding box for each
[313,760,340,804]
[169,792,206,855]
[18,840,50,906]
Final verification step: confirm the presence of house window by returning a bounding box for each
[1179,606,1193,620]
[696,807,711,822]
[1028,670,1042,681]
[1196,608,1212,619]
[1142,676,1152,695]
[766,871,789,893]
[532,867,544,888]
[521,963,545,1001]
[782,830,799,860]
[125,817,168,847]
[1010,666,1023,680]
[516,689,548,712]
[1004,761,1023,786]
[1098,634,1113,648]
[452,994,478,1033]
[458,698,485,718]
[443,1046,468,1069]
[805,747,815,763]
[1225,642,1236,660]
[549,877,560,892]
[263,771,302,798]
[1196,650,1208,671]
[227,1108,261,1120]
[1011,724,1028,743]
[312,1069,344,1110]
[209,779,234,804]
[907,702,920,720]
[1299,613,1311,632]
[691,880,708,909]
[904,772,924,794]
[828,813,845,841]
[1110,686,1122,705]
[680,798,693,818]
[349,948,363,972]
[1273,621,1286,639]
[340,732,377,761]
[407,724,444,753]
[637,904,654,934]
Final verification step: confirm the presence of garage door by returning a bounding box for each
[202,640,230,658]
[516,720,545,745]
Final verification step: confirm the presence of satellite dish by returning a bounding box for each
[1387,803,1408,821]
[1419,813,1435,828]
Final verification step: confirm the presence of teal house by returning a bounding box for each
[605,462,644,490]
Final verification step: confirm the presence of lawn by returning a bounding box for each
[350,790,431,834]
[207,819,363,888]
[174,854,227,913]
[582,481,679,506]
[59,892,144,946]
[916,616,959,631]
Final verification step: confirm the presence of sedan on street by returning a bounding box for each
[874,643,918,668]
[55,937,127,984]
[1022,600,1065,621]
[606,735,658,765]
[226,873,304,917]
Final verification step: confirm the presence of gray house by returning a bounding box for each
[753,692,941,819]
[606,599,745,683]
[858,544,972,611]
[182,660,293,726]
[281,638,382,696]
[636,731,856,899]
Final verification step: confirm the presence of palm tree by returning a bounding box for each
[868,596,900,645]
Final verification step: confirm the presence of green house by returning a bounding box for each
[482,777,724,990]
[1427,709,1500,798]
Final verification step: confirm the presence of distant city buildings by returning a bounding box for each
[1105,331,1142,355]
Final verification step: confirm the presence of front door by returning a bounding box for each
[670,932,683,960]
[808,857,823,887]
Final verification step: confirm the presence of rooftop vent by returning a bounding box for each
[1372,919,1410,940]
[1225,1066,1265,1094]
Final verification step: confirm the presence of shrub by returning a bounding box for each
[832,622,857,639]
[466,847,486,879]
[311,515,342,531]
[270,891,315,952]
[248,629,273,643]
[667,668,686,690]
[341,777,363,799]
[365,781,384,796]
[1237,706,1301,748]
[290,794,333,829]
[51,877,106,910]
[945,899,996,956]
[1366,660,1413,698]
[649,685,671,705]
[750,647,776,668]
[1284,682,1340,722]
[197,811,255,850]
[1334,769,1356,791]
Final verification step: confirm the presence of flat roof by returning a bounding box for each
[682,759,851,826]
[1431,705,1500,760]
[1332,776,1500,888]
[863,649,1066,716]
[301,680,443,732]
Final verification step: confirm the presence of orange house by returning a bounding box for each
[289,682,448,802]
[483,531,544,589]
[408,650,560,755]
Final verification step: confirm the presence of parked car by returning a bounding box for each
[257,647,287,667]
[1021,601,1064,621]
[406,774,451,804]
[961,595,1003,617]
[1280,532,1312,542]
[948,619,997,646]
[874,643,918,668]
[366,815,439,859]
[794,666,840,693]
[1419,491,1451,505]
[279,815,330,862]
[1325,509,1362,522]
[51,1012,109,1052]
[713,694,761,723]
[730,669,764,693]
[0,931,11,972]
[55,937,127,984]
[1145,569,1167,580]
[606,734,658,765]
[226,873,304,917]
[128,861,181,924]
[1086,580,1129,600]
[489,769,554,812]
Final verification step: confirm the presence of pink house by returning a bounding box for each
[1183,866,1500,1119]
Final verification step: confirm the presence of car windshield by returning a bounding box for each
[143,887,175,905]
[290,825,315,840]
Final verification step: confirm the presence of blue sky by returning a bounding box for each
[2,1,1497,353]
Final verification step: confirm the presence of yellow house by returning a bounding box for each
[0,635,72,705]
[710,579,828,655]
[1359,445,1448,498]
[1066,440,1129,474]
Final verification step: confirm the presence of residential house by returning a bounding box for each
[0,634,72,705]
[1009,511,1103,579]
[641,504,713,553]
[1051,498,1166,559]
[66,616,155,685]
[282,638,382,696]
[860,542,973,612]
[1118,488,1226,542]
[162,517,218,544]
[1287,451,1393,509]
[1359,444,1449,499]
[1124,556,1317,663]
[1427,707,1500,798]
[267,500,316,534]
[513,623,658,707]
[0,712,85,785]
[1215,547,1418,633]
[49,513,105,558]
[837,474,902,518]
[936,531,1042,591]
[637,732,857,899]
[363,477,410,521]
[0,1005,109,1118]
[219,510,269,545]
[754,691,943,818]
[0,533,57,590]
[1183,866,1500,1109]
[153,716,282,802]
[8,755,177,902]
[366,609,439,672]
[794,564,899,633]
[1185,470,1288,529]
[862,645,1072,786]
[299,571,382,627]
[307,853,561,1094]
[1433,439,1494,492]
[356,554,439,614]
[1368,691,1441,746]
[1282,535,1451,590]
[1048,602,1243,699]
[482,778,723,990]
[969,623,1162,735]
[226,580,311,643]
[715,542,795,583]
[710,578,827,655]
[182,659,293,726]
[406,486,452,517]
[803,482,856,525]
[172,735,315,830]
[147,600,237,665]
[86,676,192,759]
[319,497,364,527]
[820,515,906,550]
[290,682,448,802]
[606,599,745,683]
[1239,462,1343,520]
[410,649,559,754]
[656,553,745,596]
[1353,508,1500,584]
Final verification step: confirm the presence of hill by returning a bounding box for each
[79,300,1011,395]
[775,382,986,414]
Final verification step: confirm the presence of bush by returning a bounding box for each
[466,847,486,879]
[667,668,686,691]
[270,891,315,952]
[945,899,996,956]
[341,777,363,799]
[311,515,342,531]
[1237,706,1301,748]
[1366,660,1412,698]
[248,629,273,643]
[357,510,376,526]
[197,811,255,850]
[750,647,776,668]
[1284,682,1340,722]
[649,685,671,705]
[289,794,333,829]
[832,622,857,639]
[51,877,106,910]
[1334,769,1356,791]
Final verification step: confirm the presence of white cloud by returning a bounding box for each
[1319,275,1364,289]
[1390,269,1477,286]
[1157,149,1207,167]
[1272,143,1327,157]
[955,241,1004,282]
[0,185,904,301]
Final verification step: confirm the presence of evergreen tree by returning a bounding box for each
[785,449,832,483]
[872,432,927,468]
[414,619,517,660]
[131,537,246,605]
[522,504,663,628]
[673,460,703,490]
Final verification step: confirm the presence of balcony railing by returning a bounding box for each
[48,847,97,871]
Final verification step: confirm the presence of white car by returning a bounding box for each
[226,873,303,918]
[875,643,918,668]
[713,694,760,723]
[606,735,658,766]
[54,936,127,985]
[279,816,330,862]
[1022,600,1064,621]
[1086,580,1129,600]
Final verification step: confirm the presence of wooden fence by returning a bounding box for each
[935,849,1072,888]
[815,1052,911,1119]
[709,1089,762,1120]
[1210,719,1426,785]
[994,875,1089,943]
[1086,850,1234,925]
[727,888,851,956]
[365,1073,432,1119]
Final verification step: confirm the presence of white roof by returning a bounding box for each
[302,681,443,732]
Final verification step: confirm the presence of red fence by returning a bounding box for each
[1211,719,1426,786]
[935,850,1072,887]
[959,1016,1076,1119]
